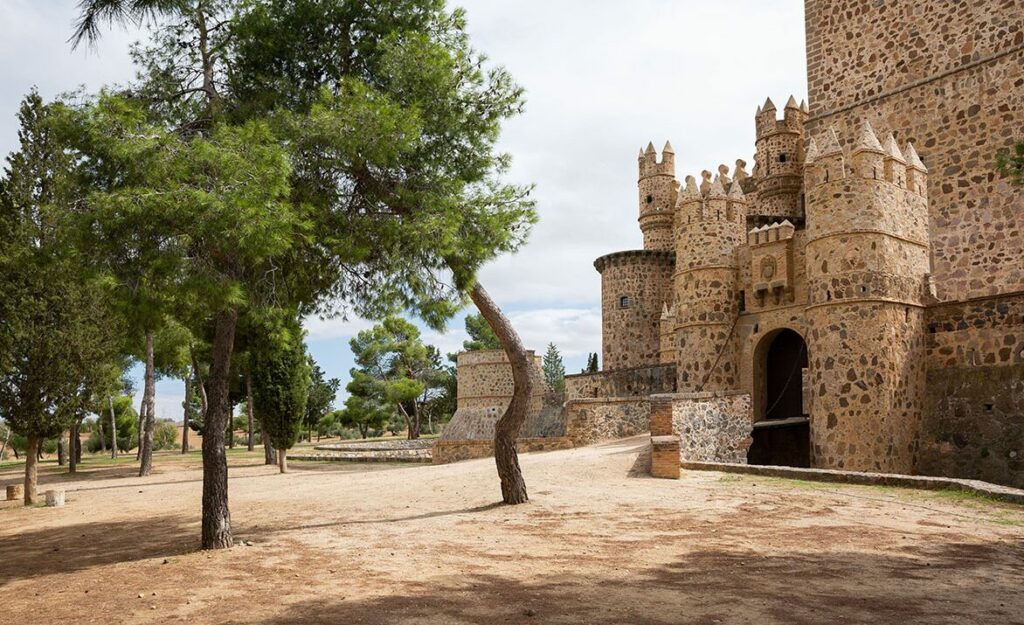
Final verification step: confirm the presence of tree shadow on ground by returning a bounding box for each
[237,540,1024,625]
[0,515,197,585]
[240,502,506,538]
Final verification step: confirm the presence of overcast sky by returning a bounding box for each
[0,0,807,421]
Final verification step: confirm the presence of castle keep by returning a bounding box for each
[565,0,1024,487]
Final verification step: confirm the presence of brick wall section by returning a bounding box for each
[805,0,1024,301]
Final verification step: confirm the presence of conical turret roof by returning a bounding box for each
[883,133,905,162]
[852,121,884,153]
[904,142,927,171]
[819,127,843,156]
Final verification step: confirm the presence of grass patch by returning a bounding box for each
[930,488,1004,505]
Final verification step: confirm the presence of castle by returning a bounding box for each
[563,0,1024,488]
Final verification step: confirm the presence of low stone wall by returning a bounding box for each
[565,397,651,446]
[651,391,753,463]
[564,363,676,400]
[432,436,574,465]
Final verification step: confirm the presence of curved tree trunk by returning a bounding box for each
[108,396,118,459]
[470,282,532,505]
[24,436,39,505]
[182,377,191,454]
[201,308,238,550]
[139,332,157,476]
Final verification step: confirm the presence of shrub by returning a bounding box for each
[152,420,178,451]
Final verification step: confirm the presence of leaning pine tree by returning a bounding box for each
[73,0,537,545]
[250,318,309,474]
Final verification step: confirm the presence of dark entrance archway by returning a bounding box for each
[748,328,810,467]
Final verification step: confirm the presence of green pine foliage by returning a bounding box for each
[462,313,502,351]
[0,91,125,446]
[542,343,566,392]
[250,320,311,453]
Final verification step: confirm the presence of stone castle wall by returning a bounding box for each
[563,364,676,445]
[920,293,1024,487]
[595,250,675,371]
[441,350,557,441]
[804,0,1024,301]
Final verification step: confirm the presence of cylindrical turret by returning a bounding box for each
[638,141,678,252]
[673,175,747,392]
[751,96,807,221]
[595,250,675,371]
[803,123,931,474]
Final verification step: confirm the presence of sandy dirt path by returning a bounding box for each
[1,438,1022,625]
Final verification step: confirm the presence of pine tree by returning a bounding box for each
[542,343,566,392]
[463,313,502,351]
[250,315,310,474]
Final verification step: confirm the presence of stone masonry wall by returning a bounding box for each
[442,350,552,441]
[565,398,651,446]
[919,293,1024,487]
[805,0,1024,301]
[669,392,753,464]
[564,363,676,400]
[596,250,675,371]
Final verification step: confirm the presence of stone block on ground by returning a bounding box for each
[44,490,65,507]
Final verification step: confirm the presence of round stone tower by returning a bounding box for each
[673,174,747,392]
[595,250,675,371]
[803,123,931,474]
[638,141,678,251]
[751,96,807,222]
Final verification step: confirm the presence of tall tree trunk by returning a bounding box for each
[246,371,254,452]
[0,426,10,461]
[57,435,67,466]
[69,420,79,474]
[108,396,118,459]
[470,282,532,505]
[139,332,157,476]
[277,447,287,474]
[262,430,276,465]
[182,378,191,454]
[201,309,238,550]
[135,402,146,460]
[24,436,39,505]
[99,416,106,454]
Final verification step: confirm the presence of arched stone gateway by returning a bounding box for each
[748,328,810,467]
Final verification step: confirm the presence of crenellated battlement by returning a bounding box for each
[804,123,928,197]
[747,219,795,246]
[638,141,676,179]
[755,95,808,140]
[674,171,747,226]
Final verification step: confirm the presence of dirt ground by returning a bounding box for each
[1,438,1022,625]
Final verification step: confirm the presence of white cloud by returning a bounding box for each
[0,0,807,400]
